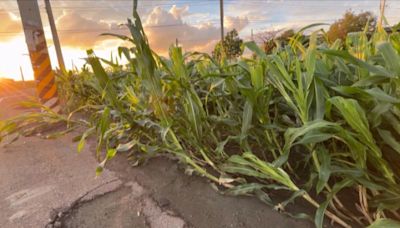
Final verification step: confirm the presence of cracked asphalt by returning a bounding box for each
[0,89,187,228]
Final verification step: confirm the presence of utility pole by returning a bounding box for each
[19,66,25,83]
[45,0,65,72]
[251,29,254,41]
[220,0,224,43]
[378,0,386,29]
[17,0,60,112]
[176,38,179,47]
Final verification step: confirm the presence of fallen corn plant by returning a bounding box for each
[2,1,400,227]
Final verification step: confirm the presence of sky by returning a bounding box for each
[0,0,399,81]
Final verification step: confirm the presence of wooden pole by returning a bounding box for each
[45,0,66,72]
[17,0,60,112]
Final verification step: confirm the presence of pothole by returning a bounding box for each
[47,182,186,228]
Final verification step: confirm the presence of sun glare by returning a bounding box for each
[0,36,33,81]
[0,36,122,82]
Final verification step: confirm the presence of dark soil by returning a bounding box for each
[105,153,315,228]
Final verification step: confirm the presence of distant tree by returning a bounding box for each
[327,11,376,42]
[277,29,295,42]
[259,29,281,54]
[261,29,295,54]
[212,29,243,61]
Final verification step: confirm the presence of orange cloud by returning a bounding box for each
[225,16,249,31]
[55,11,125,48]
[143,5,249,54]
[0,10,22,41]
[8,4,248,54]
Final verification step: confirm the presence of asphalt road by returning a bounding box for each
[0,89,186,228]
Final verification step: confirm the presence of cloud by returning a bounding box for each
[0,10,22,41]
[55,11,125,48]
[143,5,249,54]
[1,2,251,54]
[225,16,249,31]
[169,5,189,18]
[227,0,400,33]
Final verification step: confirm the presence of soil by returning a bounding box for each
[67,144,315,228]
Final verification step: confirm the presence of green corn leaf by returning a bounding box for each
[295,132,334,145]
[315,178,354,228]
[377,41,400,74]
[116,139,137,152]
[315,200,329,228]
[244,41,267,59]
[254,189,273,206]
[221,163,268,179]
[314,78,327,120]
[250,64,264,90]
[330,97,395,183]
[383,112,400,136]
[224,183,267,196]
[77,127,95,153]
[334,127,367,168]
[86,50,122,111]
[368,218,400,228]
[369,103,392,128]
[316,147,331,193]
[329,97,372,144]
[365,88,400,104]
[322,49,393,78]
[352,76,390,87]
[242,152,299,191]
[378,129,400,155]
[275,120,338,167]
[95,166,104,176]
[240,100,253,141]
[304,32,317,88]
[99,107,111,138]
[106,148,117,160]
[332,86,400,104]
[224,153,299,191]
[271,55,297,92]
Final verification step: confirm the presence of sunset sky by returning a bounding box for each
[0,0,399,81]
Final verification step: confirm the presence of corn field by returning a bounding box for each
[2,2,400,227]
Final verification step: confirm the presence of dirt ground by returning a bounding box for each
[0,86,314,228]
[104,154,314,228]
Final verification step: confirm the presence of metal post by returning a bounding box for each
[19,66,25,82]
[17,0,60,112]
[220,0,224,43]
[45,0,65,72]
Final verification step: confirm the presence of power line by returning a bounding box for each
[2,15,399,36]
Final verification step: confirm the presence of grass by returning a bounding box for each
[2,1,400,227]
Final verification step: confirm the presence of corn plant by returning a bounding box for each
[2,1,400,227]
